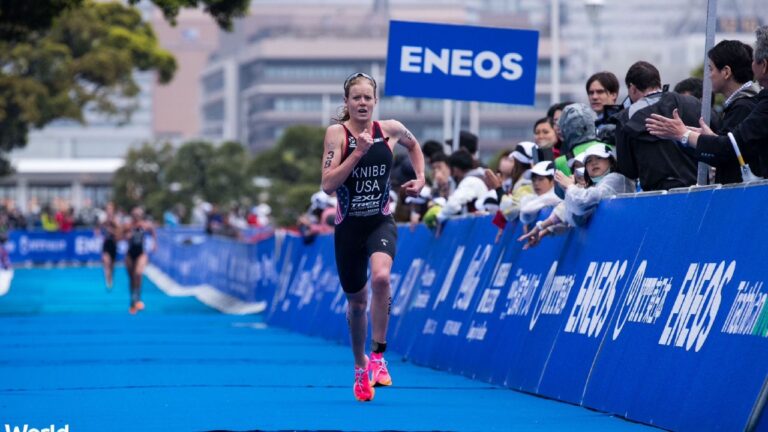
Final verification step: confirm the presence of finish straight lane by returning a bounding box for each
[0,267,656,431]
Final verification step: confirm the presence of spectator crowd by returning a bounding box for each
[300,26,768,249]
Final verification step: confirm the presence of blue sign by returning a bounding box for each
[385,20,539,105]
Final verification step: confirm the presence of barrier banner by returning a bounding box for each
[152,184,768,432]
[152,228,279,305]
[578,187,768,431]
[153,229,207,287]
[5,230,112,263]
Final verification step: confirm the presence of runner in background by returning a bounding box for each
[123,207,157,314]
[98,202,120,290]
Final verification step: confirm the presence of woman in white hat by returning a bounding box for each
[519,161,563,226]
[481,141,538,218]
[519,143,634,248]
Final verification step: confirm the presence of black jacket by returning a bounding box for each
[698,88,767,180]
[616,92,700,191]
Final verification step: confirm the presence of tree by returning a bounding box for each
[0,0,248,40]
[113,139,256,223]
[250,125,326,226]
[206,141,252,205]
[0,0,84,42]
[0,0,249,174]
[0,1,176,174]
[112,143,175,220]
[132,0,249,31]
[164,140,215,205]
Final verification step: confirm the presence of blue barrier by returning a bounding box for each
[256,187,768,430]
[5,229,117,263]
[152,229,278,304]
[150,185,768,431]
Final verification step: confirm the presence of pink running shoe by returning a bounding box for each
[369,352,392,387]
[353,357,375,402]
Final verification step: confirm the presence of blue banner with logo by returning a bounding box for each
[385,20,539,105]
[152,228,278,304]
[5,229,120,263]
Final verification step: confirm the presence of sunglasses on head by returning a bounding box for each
[344,72,376,89]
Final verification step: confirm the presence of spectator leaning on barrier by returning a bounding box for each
[297,190,337,244]
[615,61,701,191]
[474,150,511,215]
[518,161,562,227]
[646,26,768,182]
[569,152,588,187]
[482,141,537,227]
[434,150,488,228]
[519,143,634,249]
[40,205,59,232]
[420,152,455,228]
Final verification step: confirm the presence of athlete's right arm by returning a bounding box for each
[320,125,364,194]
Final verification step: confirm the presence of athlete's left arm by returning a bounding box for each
[147,222,158,252]
[384,119,426,197]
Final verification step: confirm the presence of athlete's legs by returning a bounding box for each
[133,253,148,304]
[101,252,113,288]
[369,252,393,345]
[345,285,369,368]
[125,255,136,307]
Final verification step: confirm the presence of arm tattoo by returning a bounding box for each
[323,150,334,169]
[403,127,414,142]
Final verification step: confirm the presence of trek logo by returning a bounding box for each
[5,425,69,432]
[400,46,524,81]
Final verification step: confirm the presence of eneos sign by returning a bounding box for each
[385,20,539,105]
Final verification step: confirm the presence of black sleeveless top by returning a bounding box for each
[128,225,145,253]
[335,121,393,224]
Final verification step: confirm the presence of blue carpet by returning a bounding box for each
[0,267,656,431]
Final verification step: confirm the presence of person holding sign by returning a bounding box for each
[321,72,426,402]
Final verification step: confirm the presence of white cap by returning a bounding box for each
[509,141,538,165]
[254,203,272,216]
[568,152,587,169]
[310,191,333,210]
[582,144,615,163]
[525,161,555,179]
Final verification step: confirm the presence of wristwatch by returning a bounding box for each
[679,129,692,146]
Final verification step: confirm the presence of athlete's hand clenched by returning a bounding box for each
[356,131,374,154]
[402,178,426,197]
